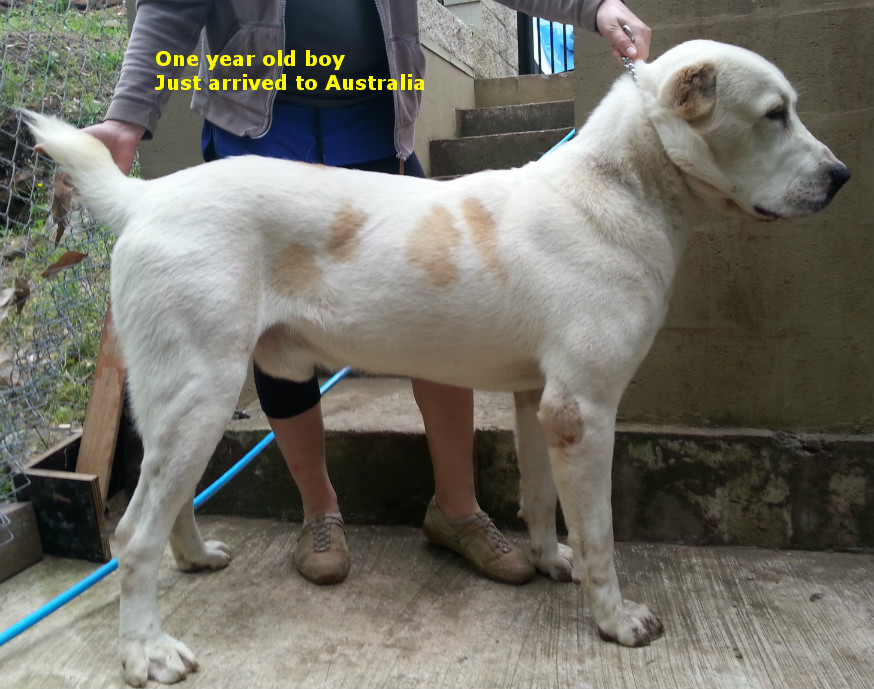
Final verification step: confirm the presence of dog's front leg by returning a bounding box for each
[537,379,663,647]
[514,389,573,581]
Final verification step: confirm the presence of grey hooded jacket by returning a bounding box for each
[106,0,613,159]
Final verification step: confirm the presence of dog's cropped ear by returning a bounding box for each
[667,63,717,121]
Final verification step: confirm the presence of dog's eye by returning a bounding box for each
[765,106,788,124]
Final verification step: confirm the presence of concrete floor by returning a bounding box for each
[1,516,872,689]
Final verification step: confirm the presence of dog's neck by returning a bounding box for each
[568,75,704,231]
[537,76,697,297]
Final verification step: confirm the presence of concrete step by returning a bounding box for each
[458,99,574,137]
[202,377,520,528]
[193,377,874,551]
[428,127,573,177]
[474,71,575,107]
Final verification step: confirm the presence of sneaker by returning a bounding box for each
[293,513,350,585]
[422,497,535,585]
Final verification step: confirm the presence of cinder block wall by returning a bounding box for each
[573,1,873,432]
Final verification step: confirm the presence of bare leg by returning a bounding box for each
[411,378,478,518]
[266,401,348,584]
[414,378,535,584]
[267,402,339,521]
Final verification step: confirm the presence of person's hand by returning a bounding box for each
[80,119,146,174]
[595,0,652,63]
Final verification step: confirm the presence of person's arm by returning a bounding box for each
[106,0,210,135]
[86,1,210,172]
[496,0,651,62]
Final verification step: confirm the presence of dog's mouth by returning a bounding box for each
[751,201,833,222]
[713,196,780,222]
[751,204,783,221]
[751,164,851,222]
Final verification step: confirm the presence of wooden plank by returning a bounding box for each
[75,308,125,501]
[0,501,43,583]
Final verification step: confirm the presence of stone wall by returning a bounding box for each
[420,0,518,78]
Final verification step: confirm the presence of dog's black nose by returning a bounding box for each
[828,164,851,195]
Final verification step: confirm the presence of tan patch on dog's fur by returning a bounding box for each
[328,202,367,263]
[461,197,507,281]
[406,205,461,287]
[537,380,584,450]
[273,243,322,292]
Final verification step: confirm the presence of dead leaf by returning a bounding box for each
[41,250,88,278]
[13,276,30,314]
[52,172,74,244]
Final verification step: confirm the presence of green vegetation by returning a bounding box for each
[2,0,127,123]
[1,0,127,432]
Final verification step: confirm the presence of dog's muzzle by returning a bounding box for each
[754,162,851,220]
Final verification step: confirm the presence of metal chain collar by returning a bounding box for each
[621,24,638,82]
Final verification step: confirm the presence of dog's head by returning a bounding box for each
[638,40,849,220]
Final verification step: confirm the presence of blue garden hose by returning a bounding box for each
[0,366,351,648]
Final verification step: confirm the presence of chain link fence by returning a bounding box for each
[1,0,129,532]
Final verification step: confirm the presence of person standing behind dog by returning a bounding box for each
[83,0,651,587]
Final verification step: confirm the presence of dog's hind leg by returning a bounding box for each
[169,498,232,572]
[115,364,247,687]
[514,389,572,581]
[537,378,664,647]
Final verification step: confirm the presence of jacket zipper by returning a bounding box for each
[372,0,403,160]
[255,0,286,139]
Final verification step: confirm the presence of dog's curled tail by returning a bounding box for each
[22,109,142,232]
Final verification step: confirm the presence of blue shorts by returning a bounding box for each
[202,95,397,165]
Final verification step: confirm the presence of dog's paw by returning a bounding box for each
[121,633,198,686]
[597,599,664,647]
[174,539,232,573]
[528,543,573,582]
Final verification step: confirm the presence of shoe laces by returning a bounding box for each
[310,518,333,553]
[480,516,512,554]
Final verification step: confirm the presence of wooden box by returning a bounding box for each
[17,431,111,563]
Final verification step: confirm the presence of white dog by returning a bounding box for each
[26,39,848,686]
